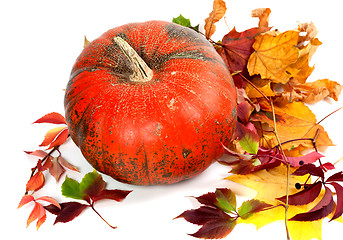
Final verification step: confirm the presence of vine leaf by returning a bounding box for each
[52,170,132,227]
[176,188,271,239]
[33,112,66,125]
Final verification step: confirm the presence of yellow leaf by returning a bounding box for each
[204,0,227,39]
[245,77,275,99]
[247,30,300,83]
[252,101,333,150]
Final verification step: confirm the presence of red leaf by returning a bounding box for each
[292,164,324,180]
[195,192,217,208]
[321,162,335,171]
[49,157,65,182]
[24,150,48,158]
[277,182,322,205]
[326,171,343,182]
[93,189,132,202]
[217,26,271,73]
[54,202,88,225]
[37,158,52,172]
[26,171,45,192]
[59,156,79,172]
[33,112,66,125]
[27,202,46,228]
[39,127,68,148]
[328,182,343,221]
[286,152,324,167]
[18,195,35,208]
[36,196,61,209]
[237,101,253,123]
[289,186,334,221]
[48,127,69,149]
[36,214,47,230]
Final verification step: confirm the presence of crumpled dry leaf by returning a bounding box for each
[298,22,318,43]
[204,0,226,39]
[247,30,300,83]
[276,79,343,104]
[251,8,271,27]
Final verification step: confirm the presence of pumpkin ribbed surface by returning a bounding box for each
[64,20,236,185]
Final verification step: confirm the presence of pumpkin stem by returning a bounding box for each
[113,37,153,83]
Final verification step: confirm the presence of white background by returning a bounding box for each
[1,0,343,239]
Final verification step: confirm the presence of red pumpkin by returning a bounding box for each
[64,21,236,185]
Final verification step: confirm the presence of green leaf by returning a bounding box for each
[61,177,86,200]
[238,199,272,220]
[172,14,191,27]
[236,122,259,154]
[79,170,106,199]
[215,188,236,213]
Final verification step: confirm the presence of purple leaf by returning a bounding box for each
[190,217,236,239]
[93,189,132,202]
[292,164,324,180]
[328,182,343,221]
[326,171,343,183]
[289,186,334,221]
[54,202,88,225]
[195,192,217,208]
[277,182,322,205]
[177,206,236,239]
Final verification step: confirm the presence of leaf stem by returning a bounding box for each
[25,146,59,195]
[270,101,291,240]
[90,202,117,229]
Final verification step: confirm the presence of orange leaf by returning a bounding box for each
[39,126,68,148]
[36,214,46,230]
[27,202,45,228]
[33,112,66,125]
[247,30,300,83]
[204,0,226,39]
[48,127,69,149]
[26,171,45,192]
[18,195,34,208]
[36,196,61,209]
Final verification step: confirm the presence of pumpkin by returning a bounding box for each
[64,20,236,185]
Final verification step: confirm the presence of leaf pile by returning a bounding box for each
[175,1,343,240]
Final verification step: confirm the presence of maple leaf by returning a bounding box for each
[204,0,226,39]
[216,26,271,73]
[53,170,131,228]
[247,30,300,84]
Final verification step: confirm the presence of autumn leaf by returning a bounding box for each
[18,195,60,230]
[236,122,259,154]
[176,188,271,239]
[216,26,271,73]
[33,112,66,125]
[39,126,69,149]
[26,171,45,192]
[56,170,131,228]
[251,8,271,27]
[247,30,300,83]
[204,0,226,39]
[251,101,333,150]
